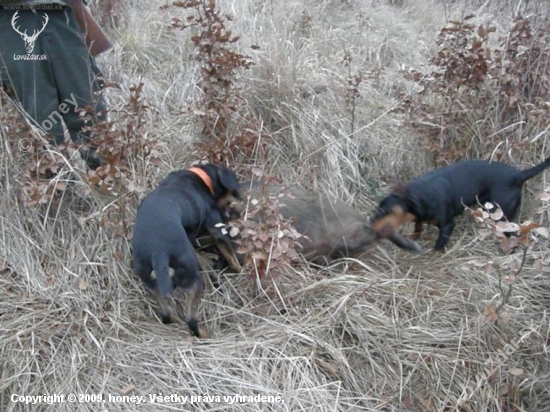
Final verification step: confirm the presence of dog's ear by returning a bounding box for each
[217,167,240,193]
[391,182,407,196]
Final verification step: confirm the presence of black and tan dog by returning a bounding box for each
[131,164,243,338]
[370,157,550,250]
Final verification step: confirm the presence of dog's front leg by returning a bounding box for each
[207,227,242,272]
[411,221,423,240]
[434,220,455,251]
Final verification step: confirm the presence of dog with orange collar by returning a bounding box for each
[131,164,243,338]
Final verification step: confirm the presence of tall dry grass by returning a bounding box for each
[1,0,550,411]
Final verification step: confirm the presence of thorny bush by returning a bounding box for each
[400,14,550,164]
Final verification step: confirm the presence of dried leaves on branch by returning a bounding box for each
[169,0,269,171]
[400,14,550,164]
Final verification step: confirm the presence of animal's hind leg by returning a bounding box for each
[134,259,172,324]
[150,289,172,324]
[173,255,207,338]
[493,192,521,222]
[185,280,207,338]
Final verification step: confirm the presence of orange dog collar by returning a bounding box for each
[188,167,215,195]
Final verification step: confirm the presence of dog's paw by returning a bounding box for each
[197,328,209,339]
[229,260,242,273]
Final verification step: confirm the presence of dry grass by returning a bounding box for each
[1,0,550,411]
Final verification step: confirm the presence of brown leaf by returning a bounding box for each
[484,304,499,323]
[251,251,267,260]
[78,279,89,291]
[499,384,509,396]
[500,236,519,253]
[476,229,492,241]
[520,236,531,247]
[55,182,68,191]
[472,38,482,51]
[477,24,487,38]
[471,209,484,218]
[229,226,240,238]
[489,208,504,221]
[120,383,136,395]
[421,397,433,412]
[403,397,414,409]
[484,263,495,274]
[508,367,524,376]
[518,222,539,235]
[499,310,510,323]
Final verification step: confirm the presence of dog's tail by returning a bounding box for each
[513,156,550,186]
[152,253,173,296]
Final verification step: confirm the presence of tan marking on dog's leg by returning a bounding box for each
[186,281,207,338]
[411,221,423,240]
[150,289,171,324]
[216,240,242,272]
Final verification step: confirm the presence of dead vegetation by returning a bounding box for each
[1,0,550,411]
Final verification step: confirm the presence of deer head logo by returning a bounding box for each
[11,11,49,54]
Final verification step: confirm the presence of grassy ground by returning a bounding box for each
[1,0,550,411]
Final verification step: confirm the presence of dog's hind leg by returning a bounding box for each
[184,279,206,338]
[151,254,174,324]
[173,254,208,338]
[133,259,173,324]
[150,289,172,324]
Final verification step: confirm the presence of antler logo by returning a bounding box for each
[11,11,49,54]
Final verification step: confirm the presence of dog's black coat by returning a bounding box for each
[372,157,550,250]
[131,164,242,337]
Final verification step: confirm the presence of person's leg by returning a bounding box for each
[0,9,66,144]
[42,8,106,169]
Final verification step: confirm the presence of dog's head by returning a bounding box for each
[368,193,416,238]
[197,164,244,220]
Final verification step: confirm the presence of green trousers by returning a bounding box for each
[0,7,106,169]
